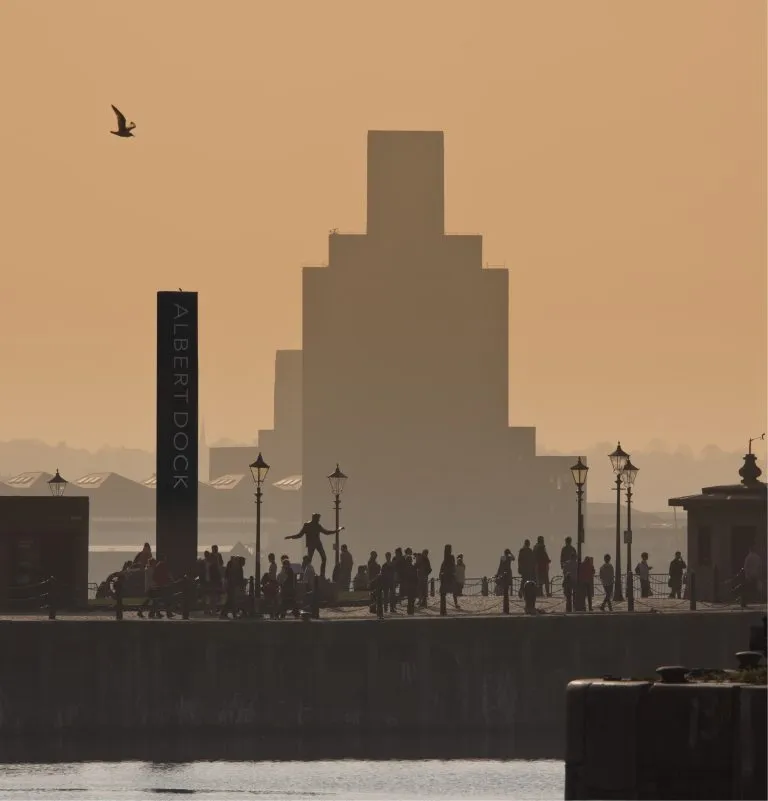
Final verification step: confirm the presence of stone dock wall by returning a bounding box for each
[0,612,762,758]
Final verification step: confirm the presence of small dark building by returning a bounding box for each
[668,450,767,602]
[0,495,89,609]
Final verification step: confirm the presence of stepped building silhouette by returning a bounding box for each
[288,130,577,564]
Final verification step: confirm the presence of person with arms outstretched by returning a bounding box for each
[285,513,343,578]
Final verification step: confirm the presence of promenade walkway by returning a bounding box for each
[0,596,764,621]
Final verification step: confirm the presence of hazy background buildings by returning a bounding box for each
[0,0,764,457]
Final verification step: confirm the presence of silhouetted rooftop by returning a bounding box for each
[208,474,247,490]
[273,475,302,492]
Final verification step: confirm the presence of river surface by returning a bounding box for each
[0,760,564,800]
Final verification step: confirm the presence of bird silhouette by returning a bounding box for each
[110,105,136,137]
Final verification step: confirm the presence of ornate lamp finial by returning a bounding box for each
[739,454,762,486]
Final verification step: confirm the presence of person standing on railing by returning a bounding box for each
[518,540,536,598]
[455,554,466,598]
[635,553,653,598]
[598,554,614,612]
[285,513,343,579]
[668,552,687,599]
[533,536,552,598]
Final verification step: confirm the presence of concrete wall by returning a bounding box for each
[0,496,89,608]
[0,612,761,756]
[565,680,767,800]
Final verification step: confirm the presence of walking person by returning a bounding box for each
[533,536,552,597]
[380,552,396,612]
[599,554,614,611]
[496,549,515,596]
[635,552,653,598]
[518,539,536,598]
[417,549,432,607]
[136,558,157,618]
[267,552,278,582]
[455,554,466,597]
[278,556,298,619]
[392,547,405,606]
[668,552,687,599]
[563,554,578,613]
[339,544,354,590]
[401,555,418,615]
[439,544,460,609]
[560,537,577,570]
[579,556,596,611]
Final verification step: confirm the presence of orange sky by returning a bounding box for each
[0,0,765,454]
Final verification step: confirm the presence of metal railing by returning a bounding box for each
[5,576,62,619]
[10,569,763,620]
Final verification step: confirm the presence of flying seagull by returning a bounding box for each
[110,105,136,137]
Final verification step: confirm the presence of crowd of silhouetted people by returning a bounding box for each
[94,512,765,618]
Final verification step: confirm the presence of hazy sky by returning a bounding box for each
[0,0,765,455]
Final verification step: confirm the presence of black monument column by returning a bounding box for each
[156,291,199,578]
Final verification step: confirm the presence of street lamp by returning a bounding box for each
[249,453,270,594]
[327,464,348,568]
[621,458,639,611]
[570,456,589,611]
[608,442,630,602]
[47,469,68,497]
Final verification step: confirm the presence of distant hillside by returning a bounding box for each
[539,441,758,511]
[0,439,154,483]
[0,438,759,511]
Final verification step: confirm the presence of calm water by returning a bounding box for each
[0,760,564,800]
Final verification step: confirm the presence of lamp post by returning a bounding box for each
[608,442,630,602]
[570,456,589,611]
[621,458,639,611]
[47,469,68,497]
[249,453,270,595]
[327,464,348,568]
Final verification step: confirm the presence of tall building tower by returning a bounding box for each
[301,132,574,566]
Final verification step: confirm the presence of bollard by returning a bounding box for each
[182,575,191,620]
[430,578,435,597]
[312,576,320,619]
[503,582,510,615]
[712,565,719,604]
[47,577,57,620]
[689,571,696,611]
[481,576,489,597]
[523,580,537,615]
[115,574,124,620]
[626,570,634,612]
[376,587,384,620]
[440,592,447,616]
